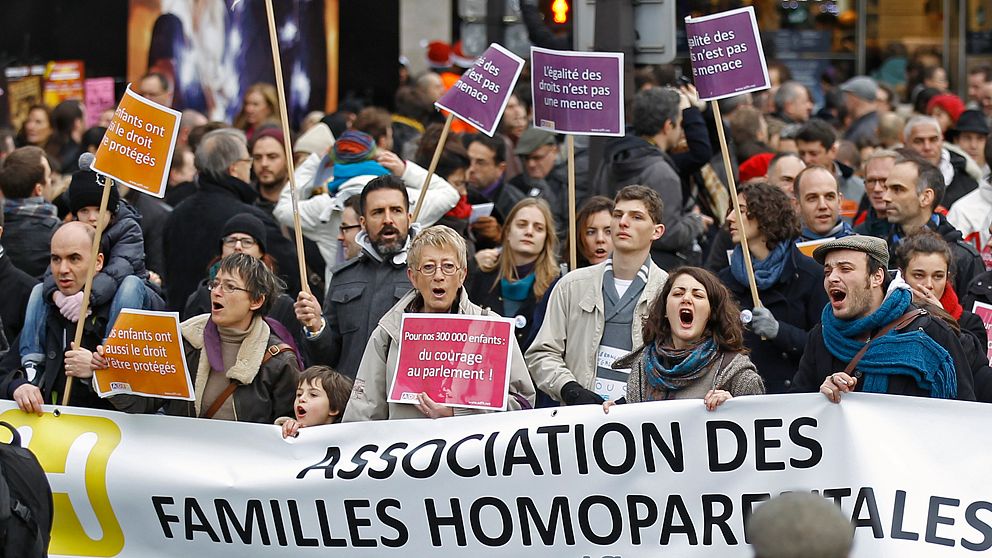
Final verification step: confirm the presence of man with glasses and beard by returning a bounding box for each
[293,176,418,377]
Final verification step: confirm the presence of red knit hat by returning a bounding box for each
[425,40,452,69]
[739,152,775,183]
[927,94,966,123]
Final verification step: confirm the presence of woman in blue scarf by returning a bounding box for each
[466,198,560,352]
[604,267,764,411]
[716,182,829,394]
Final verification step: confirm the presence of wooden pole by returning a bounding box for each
[711,100,762,309]
[566,135,576,271]
[62,176,113,406]
[264,0,311,296]
[411,113,454,223]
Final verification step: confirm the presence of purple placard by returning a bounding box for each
[84,77,117,128]
[434,43,525,137]
[685,7,770,101]
[530,47,624,137]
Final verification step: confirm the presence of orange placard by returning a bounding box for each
[93,309,193,400]
[795,237,835,258]
[91,84,180,198]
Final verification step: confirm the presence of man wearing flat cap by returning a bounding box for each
[839,76,879,146]
[507,127,575,244]
[791,235,975,401]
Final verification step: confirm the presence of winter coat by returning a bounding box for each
[843,111,879,146]
[273,154,459,283]
[889,214,984,298]
[0,296,113,410]
[124,191,172,274]
[163,172,300,311]
[945,179,992,255]
[963,270,992,311]
[1,197,60,279]
[507,161,578,246]
[595,135,705,269]
[616,347,764,402]
[466,267,546,352]
[341,289,536,422]
[718,243,829,393]
[790,307,977,401]
[305,238,414,378]
[525,259,668,402]
[0,251,38,345]
[942,149,979,209]
[109,314,299,423]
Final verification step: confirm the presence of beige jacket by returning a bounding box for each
[524,259,668,402]
[342,290,537,422]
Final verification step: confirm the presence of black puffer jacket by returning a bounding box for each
[718,243,829,393]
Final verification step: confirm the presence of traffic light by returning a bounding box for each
[540,0,571,28]
[552,0,569,24]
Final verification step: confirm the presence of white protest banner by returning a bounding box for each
[6,394,992,557]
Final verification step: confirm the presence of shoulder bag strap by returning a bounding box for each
[203,344,296,419]
[843,309,926,375]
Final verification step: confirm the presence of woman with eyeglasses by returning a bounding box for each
[716,182,829,394]
[106,253,302,423]
[182,214,305,356]
[467,198,560,351]
[343,225,536,422]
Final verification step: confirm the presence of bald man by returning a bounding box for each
[0,222,114,412]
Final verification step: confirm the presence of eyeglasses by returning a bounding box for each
[416,262,461,276]
[339,224,361,234]
[223,235,257,248]
[207,279,251,294]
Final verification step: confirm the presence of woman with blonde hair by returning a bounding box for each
[467,197,560,351]
[233,83,279,141]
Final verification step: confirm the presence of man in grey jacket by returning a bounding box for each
[526,185,669,405]
[293,175,417,378]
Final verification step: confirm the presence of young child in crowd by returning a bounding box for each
[277,366,352,438]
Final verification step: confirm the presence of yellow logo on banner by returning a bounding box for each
[0,410,124,556]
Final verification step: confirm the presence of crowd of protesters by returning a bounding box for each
[1,45,992,435]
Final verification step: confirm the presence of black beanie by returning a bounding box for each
[68,170,120,215]
[220,213,268,254]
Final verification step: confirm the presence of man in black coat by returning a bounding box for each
[0,146,60,278]
[163,128,300,311]
[882,152,983,297]
[792,235,975,401]
[292,176,415,378]
[0,210,40,346]
[0,222,116,412]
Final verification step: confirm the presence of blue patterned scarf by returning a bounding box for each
[820,287,957,398]
[730,240,790,291]
[642,338,718,396]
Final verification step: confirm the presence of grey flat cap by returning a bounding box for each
[812,234,889,268]
[839,76,878,102]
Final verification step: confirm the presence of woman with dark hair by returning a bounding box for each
[896,230,991,397]
[467,198,560,350]
[604,266,763,410]
[15,105,54,155]
[50,100,85,172]
[567,196,614,268]
[717,182,829,393]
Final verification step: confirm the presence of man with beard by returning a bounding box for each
[293,176,417,377]
[249,127,289,217]
[791,235,975,401]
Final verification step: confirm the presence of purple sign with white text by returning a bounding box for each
[685,7,770,101]
[434,43,524,137]
[530,47,624,137]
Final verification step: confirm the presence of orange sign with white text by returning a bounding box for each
[91,84,180,198]
[93,309,194,400]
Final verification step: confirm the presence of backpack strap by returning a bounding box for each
[843,309,926,376]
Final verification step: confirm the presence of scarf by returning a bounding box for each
[445,194,472,220]
[820,287,957,398]
[2,196,57,218]
[938,284,963,320]
[801,220,853,242]
[642,338,719,397]
[730,240,790,291]
[327,161,389,194]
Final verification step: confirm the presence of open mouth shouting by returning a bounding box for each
[295,405,307,421]
[828,287,847,309]
[679,307,694,329]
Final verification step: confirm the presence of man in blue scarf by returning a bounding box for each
[791,235,975,401]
